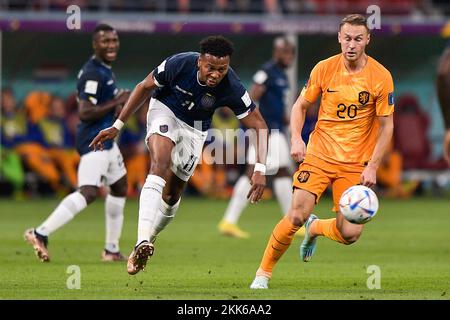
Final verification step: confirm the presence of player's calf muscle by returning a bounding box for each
[337,219,363,244]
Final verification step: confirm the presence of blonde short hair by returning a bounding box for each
[339,14,370,33]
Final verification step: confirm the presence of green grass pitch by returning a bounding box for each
[0,196,449,300]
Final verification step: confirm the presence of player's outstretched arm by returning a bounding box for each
[290,95,312,163]
[436,47,450,164]
[89,71,157,151]
[240,108,268,203]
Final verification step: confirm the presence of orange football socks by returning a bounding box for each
[310,218,350,244]
[257,216,300,278]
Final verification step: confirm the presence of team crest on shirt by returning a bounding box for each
[297,171,310,183]
[159,125,168,133]
[358,91,370,105]
[200,93,216,110]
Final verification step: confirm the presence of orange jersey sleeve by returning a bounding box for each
[375,69,395,116]
[300,61,324,104]
[304,54,395,165]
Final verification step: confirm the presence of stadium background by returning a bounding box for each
[0,0,449,301]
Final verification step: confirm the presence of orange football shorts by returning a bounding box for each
[292,154,365,212]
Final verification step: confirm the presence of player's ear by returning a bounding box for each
[337,32,341,44]
[366,33,371,45]
[197,55,202,68]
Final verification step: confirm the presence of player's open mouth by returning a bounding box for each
[206,78,217,86]
[347,52,356,57]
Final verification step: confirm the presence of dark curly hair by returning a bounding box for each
[93,23,115,39]
[199,35,234,58]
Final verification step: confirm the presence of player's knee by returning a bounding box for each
[162,186,183,205]
[289,215,308,227]
[162,193,181,206]
[110,185,127,198]
[79,186,98,204]
[149,160,171,176]
[287,209,309,226]
[288,202,313,226]
[110,179,127,197]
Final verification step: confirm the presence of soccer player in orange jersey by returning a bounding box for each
[250,14,395,289]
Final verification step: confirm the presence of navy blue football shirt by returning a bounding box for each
[252,61,289,131]
[76,56,119,155]
[152,52,256,131]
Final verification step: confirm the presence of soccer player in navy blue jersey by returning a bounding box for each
[437,39,450,166]
[90,35,269,275]
[218,36,302,239]
[25,24,130,262]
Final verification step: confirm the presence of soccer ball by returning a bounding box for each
[339,185,379,224]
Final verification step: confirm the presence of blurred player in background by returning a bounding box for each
[5,90,63,195]
[24,24,131,262]
[251,14,395,289]
[1,88,26,199]
[36,96,80,192]
[90,35,269,275]
[218,36,306,238]
[436,39,450,165]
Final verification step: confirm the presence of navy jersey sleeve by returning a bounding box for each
[77,69,103,105]
[228,84,256,120]
[152,54,187,88]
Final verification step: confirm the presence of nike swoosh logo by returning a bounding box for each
[327,88,338,92]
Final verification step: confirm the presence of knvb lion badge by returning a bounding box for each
[358,91,370,106]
